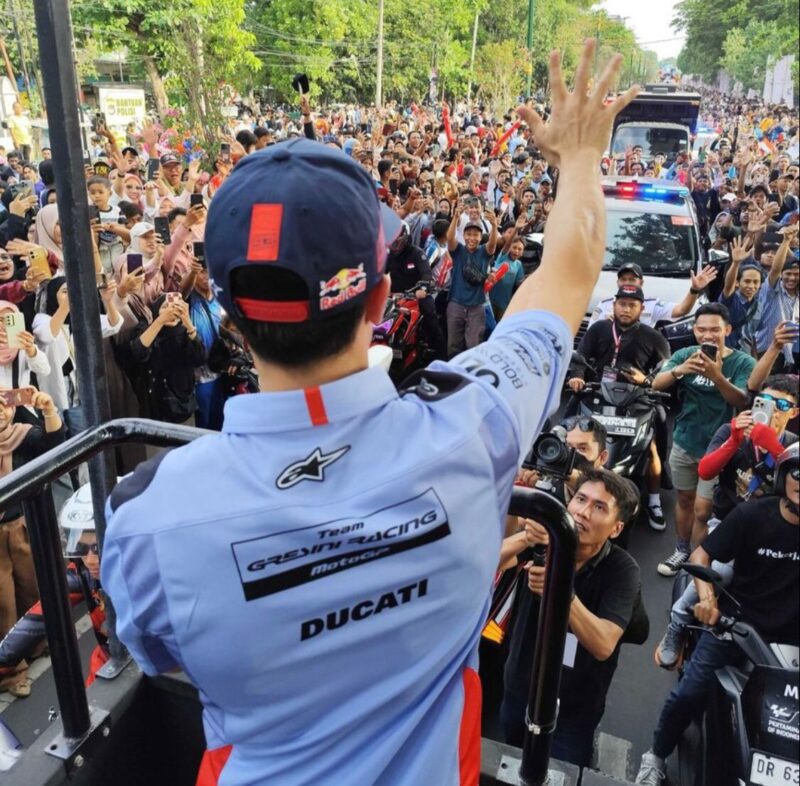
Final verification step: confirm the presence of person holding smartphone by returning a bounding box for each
[0,384,63,697]
[651,303,756,577]
[0,301,51,393]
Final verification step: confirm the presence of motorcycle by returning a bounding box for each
[371,281,437,383]
[568,361,671,543]
[676,563,799,786]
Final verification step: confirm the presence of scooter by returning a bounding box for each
[371,281,436,383]
[568,363,671,543]
[676,563,799,786]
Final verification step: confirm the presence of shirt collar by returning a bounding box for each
[222,366,399,433]
[577,540,612,577]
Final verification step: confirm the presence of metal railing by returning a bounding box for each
[0,418,577,784]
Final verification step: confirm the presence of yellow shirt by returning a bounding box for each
[7,113,32,146]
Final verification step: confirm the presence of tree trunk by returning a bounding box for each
[142,56,169,119]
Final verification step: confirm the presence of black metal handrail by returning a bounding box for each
[0,419,576,784]
[0,419,207,744]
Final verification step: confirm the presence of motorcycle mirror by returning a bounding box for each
[681,563,723,584]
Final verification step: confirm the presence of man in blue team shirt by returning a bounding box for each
[102,41,639,786]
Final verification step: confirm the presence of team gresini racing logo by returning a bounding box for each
[230,489,450,601]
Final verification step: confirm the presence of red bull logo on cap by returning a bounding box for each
[319,265,367,311]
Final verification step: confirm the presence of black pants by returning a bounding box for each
[418,295,446,360]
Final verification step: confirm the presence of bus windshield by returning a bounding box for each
[611,126,689,162]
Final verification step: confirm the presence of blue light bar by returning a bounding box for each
[602,182,687,203]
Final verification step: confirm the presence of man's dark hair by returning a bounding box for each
[86,175,112,190]
[39,159,55,187]
[397,179,415,200]
[431,219,449,240]
[377,160,392,179]
[695,302,730,324]
[576,467,638,524]
[254,126,271,139]
[561,416,607,452]
[736,264,762,281]
[167,207,188,224]
[762,374,798,400]
[230,266,365,368]
[236,129,258,151]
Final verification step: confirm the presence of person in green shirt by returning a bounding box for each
[651,302,755,577]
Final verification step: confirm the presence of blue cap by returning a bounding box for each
[205,139,402,323]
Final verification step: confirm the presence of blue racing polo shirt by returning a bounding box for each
[102,308,571,786]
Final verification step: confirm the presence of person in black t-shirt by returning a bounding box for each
[502,468,641,768]
[636,445,799,786]
[568,285,671,529]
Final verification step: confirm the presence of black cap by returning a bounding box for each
[615,285,645,302]
[617,263,644,279]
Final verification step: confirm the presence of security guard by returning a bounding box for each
[102,42,638,786]
[588,261,718,328]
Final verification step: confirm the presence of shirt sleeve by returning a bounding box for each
[592,553,640,631]
[441,310,572,467]
[101,498,181,676]
[702,504,747,564]
[652,300,675,324]
[729,353,756,388]
[661,347,689,374]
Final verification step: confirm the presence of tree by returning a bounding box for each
[475,41,526,114]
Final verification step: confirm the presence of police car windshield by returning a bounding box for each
[611,126,687,160]
[603,208,696,277]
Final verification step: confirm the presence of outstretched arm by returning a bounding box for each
[504,41,639,333]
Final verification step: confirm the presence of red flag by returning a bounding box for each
[490,121,521,158]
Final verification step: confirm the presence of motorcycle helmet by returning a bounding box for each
[59,482,96,557]
[389,221,410,255]
[774,443,799,501]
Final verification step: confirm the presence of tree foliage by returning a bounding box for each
[674,0,799,87]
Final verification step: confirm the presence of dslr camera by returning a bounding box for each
[523,426,577,480]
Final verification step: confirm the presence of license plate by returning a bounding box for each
[592,414,638,436]
[750,752,799,786]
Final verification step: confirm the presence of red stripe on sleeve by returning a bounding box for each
[459,667,482,785]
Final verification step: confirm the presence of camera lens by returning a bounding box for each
[535,434,566,463]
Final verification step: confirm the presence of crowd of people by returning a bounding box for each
[0,46,797,786]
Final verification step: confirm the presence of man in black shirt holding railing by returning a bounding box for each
[567,285,671,529]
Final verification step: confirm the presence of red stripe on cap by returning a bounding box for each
[247,204,283,261]
[304,387,328,427]
[235,297,310,323]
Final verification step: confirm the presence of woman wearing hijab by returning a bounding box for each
[0,301,51,393]
[32,277,123,412]
[126,294,206,424]
[0,385,63,697]
[114,223,166,306]
[32,203,64,270]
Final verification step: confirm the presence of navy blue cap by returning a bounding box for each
[205,139,402,323]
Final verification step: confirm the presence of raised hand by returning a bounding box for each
[690,265,718,291]
[730,235,753,264]
[515,39,639,169]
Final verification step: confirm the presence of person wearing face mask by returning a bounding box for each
[501,466,642,768]
[0,385,63,697]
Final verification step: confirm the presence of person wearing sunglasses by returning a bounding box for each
[0,481,111,691]
[636,443,799,786]
[654,374,797,671]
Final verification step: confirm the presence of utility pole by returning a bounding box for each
[526,0,535,97]
[375,0,384,107]
[466,10,479,104]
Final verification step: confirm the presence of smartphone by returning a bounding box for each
[0,312,25,349]
[165,292,183,306]
[359,123,369,133]
[88,205,100,224]
[220,144,231,165]
[9,181,32,200]
[0,388,34,407]
[154,216,171,245]
[751,396,776,426]
[96,271,109,290]
[146,158,160,182]
[700,343,718,361]
[193,241,205,267]
[190,193,204,208]
[126,253,143,273]
[389,180,398,196]
[28,248,52,281]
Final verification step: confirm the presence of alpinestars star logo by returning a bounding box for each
[276,446,351,490]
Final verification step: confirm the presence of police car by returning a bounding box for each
[576,177,705,344]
